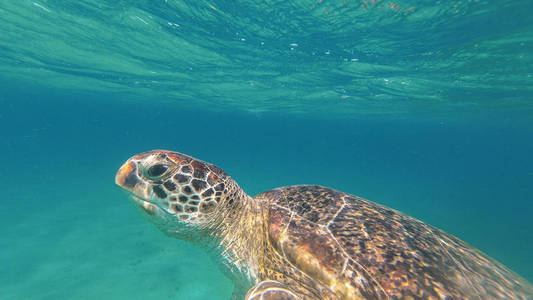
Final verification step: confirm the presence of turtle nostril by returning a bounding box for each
[116,161,138,188]
[124,171,139,188]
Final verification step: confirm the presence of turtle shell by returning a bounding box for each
[257,185,533,299]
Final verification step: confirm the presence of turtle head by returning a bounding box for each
[115,150,230,238]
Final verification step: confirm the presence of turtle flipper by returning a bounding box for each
[245,281,300,300]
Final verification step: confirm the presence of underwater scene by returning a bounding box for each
[1,0,532,299]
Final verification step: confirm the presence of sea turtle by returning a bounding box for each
[115,150,533,300]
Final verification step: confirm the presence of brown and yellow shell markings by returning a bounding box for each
[116,150,533,300]
[258,185,533,299]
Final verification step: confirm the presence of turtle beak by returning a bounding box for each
[115,160,139,190]
[116,159,151,203]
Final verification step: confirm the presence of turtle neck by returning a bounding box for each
[199,177,267,296]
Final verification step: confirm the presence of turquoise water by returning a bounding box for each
[1,0,532,299]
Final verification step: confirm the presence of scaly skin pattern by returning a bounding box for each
[115,150,267,291]
[116,150,533,300]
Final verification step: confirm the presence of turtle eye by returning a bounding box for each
[147,164,169,178]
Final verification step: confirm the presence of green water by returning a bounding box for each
[1,0,532,299]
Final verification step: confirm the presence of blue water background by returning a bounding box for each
[1,0,533,298]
